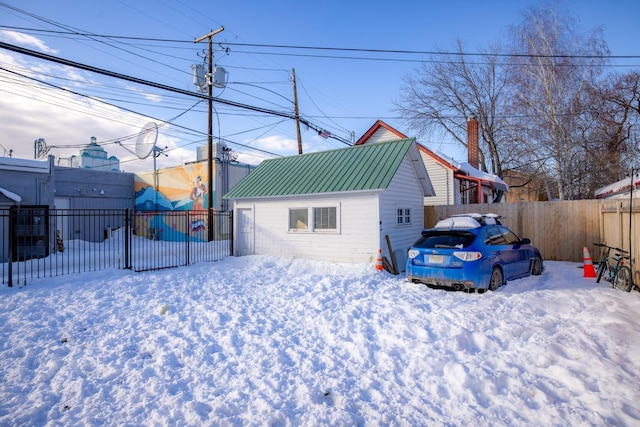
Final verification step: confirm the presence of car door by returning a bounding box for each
[484,226,518,278]
[499,226,530,276]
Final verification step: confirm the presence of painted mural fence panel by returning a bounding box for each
[0,208,233,286]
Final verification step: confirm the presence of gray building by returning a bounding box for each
[0,155,134,262]
[0,155,133,210]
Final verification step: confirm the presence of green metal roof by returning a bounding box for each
[224,138,419,199]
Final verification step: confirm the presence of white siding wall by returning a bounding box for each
[421,152,454,206]
[379,157,426,271]
[367,128,402,144]
[233,192,381,263]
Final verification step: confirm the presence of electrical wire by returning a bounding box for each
[0,40,354,145]
[0,4,195,79]
[296,77,353,137]
[2,24,639,60]
[0,65,283,159]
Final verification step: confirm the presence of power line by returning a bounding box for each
[0,65,284,159]
[220,41,640,60]
[0,6,191,77]
[2,25,639,60]
[0,40,353,146]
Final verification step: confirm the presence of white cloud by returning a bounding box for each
[0,68,160,173]
[0,33,303,175]
[0,30,58,54]
[235,152,269,166]
[124,85,163,103]
[230,134,294,166]
[244,134,297,153]
[232,133,344,166]
[0,41,180,174]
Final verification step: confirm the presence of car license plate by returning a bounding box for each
[428,254,444,264]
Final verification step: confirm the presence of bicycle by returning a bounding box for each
[593,243,633,292]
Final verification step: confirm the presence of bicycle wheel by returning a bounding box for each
[614,266,633,292]
[596,261,608,283]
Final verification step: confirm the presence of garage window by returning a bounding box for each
[397,208,411,226]
[289,208,309,231]
[288,205,339,233]
[313,207,337,230]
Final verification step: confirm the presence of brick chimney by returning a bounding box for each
[467,114,479,169]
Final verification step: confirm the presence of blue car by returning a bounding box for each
[406,213,543,292]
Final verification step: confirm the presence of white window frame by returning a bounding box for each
[288,207,310,232]
[287,204,340,234]
[312,206,338,233]
[396,207,412,226]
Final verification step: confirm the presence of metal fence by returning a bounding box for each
[1,208,233,286]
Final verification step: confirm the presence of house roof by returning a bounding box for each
[354,120,407,145]
[594,175,640,199]
[355,120,458,170]
[355,120,507,192]
[224,138,434,199]
[456,162,509,192]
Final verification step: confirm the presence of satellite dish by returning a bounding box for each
[135,122,158,160]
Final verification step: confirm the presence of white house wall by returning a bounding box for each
[233,192,381,263]
[420,152,454,206]
[367,128,402,144]
[379,156,426,271]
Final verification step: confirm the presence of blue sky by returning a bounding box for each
[1,0,639,172]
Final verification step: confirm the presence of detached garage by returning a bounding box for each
[224,139,435,268]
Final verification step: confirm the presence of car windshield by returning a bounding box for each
[413,230,477,249]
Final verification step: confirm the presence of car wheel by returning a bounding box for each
[489,267,503,291]
[531,256,543,276]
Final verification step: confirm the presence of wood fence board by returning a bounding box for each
[425,199,640,280]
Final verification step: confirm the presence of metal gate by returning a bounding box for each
[128,210,232,272]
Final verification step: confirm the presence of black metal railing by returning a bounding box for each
[1,208,233,286]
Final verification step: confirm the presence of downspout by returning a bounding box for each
[446,166,451,205]
[49,155,55,208]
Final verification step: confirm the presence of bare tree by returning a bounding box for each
[578,71,640,196]
[395,40,511,177]
[507,4,609,199]
[396,4,638,201]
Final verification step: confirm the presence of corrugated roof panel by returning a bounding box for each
[309,151,335,193]
[359,144,389,189]
[325,148,356,192]
[224,138,415,199]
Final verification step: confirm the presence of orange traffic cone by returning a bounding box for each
[583,247,596,278]
[376,249,383,272]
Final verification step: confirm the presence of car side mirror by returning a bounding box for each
[521,238,531,245]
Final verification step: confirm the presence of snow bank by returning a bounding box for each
[0,257,639,425]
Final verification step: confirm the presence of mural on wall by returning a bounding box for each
[133,161,216,242]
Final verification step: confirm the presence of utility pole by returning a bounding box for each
[291,68,303,155]
[195,27,224,241]
[630,167,637,289]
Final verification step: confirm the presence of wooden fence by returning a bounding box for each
[425,199,640,284]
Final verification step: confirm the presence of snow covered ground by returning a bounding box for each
[1,256,639,426]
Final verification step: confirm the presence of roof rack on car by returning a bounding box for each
[438,213,503,227]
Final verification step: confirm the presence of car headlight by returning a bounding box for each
[408,249,420,259]
[453,251,482,261]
